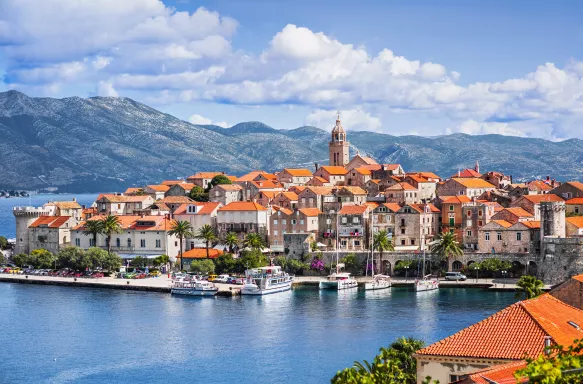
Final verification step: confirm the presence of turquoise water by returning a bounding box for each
[0,194,98,239]
[0,284,517,384]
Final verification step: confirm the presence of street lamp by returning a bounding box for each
[474,265,480,283]
[501,270,507,287]
[405,265,409,282]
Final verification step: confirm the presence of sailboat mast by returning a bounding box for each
[370,212,374,276]
[336,211,340,274]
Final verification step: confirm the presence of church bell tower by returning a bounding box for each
[329,112,350,166]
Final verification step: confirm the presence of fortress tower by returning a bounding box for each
[13,206,50,255]
[539,201,566,250]
[329,113,350,166]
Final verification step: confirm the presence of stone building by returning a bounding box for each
[296,187,334,212]
[345,153,378,171]
[338,205,371,251]
[209,184,243,206]
[461,201,499,251]
[28,216,76,254]
[539,201,566,241]
[173,202,221,250]
[95,194,155,215]
[551,181,583,199]
[509,194,564,218]
[143,184,170,200]
[549,274,583,310]
[394,204,440,249]
[436,178,496,198]
[277,168,313,187]
[314,165,348,186]
[186,172,225,188]
[404,173,436,202]
[216,201,269,242]
[566,216,583,237]
[480,171,512,189]
[477,220,540,253]
[385,182,420,205]
[371,164,405,179]
[439,195,472,243]
[164,183,196,197]
[272,192,298,210]
[346,167,372,187]
[490,207,534,224]
[565,197,583,215]
[329,115,350,166]
[372,203,400,239]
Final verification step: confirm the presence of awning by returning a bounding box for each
[118,254,164,259]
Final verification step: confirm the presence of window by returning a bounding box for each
[450,375,463,382]
[140,239,146,248]
[128,239,132,247]
[156,239,161,248]
[116,238,120,247]
[89,238,95,247]
[497,232,502,241]
[576,207,580,214]
[282,219,287,224]
[274,230,278,236]
[466,220,472,227]
[401,228,405,235]
[401,218,405,226]
[467,211,471,217]
[342,217,347,223]
[401,239,406,245]
[516,232,522,241]
[326,219,331,224]
[353,217,359,223]
[467,230,472,237]
[478,220,483,227]
[449,229,454,234]
[411,239,415,245]
[478,210,483,216]
[449,205,454,211]
[291,219,297,225]
[274,219,278,225]
[354,240,360,246]
[341,240,347,246]
[75,238,80,246]
[449,217,455,226]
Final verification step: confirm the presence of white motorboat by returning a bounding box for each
[319,271,358,290]
[171,278,218,296]
[364,274,391,290]
[241,266,293,295]
[415,274,439,292]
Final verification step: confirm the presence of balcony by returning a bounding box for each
[323,232,334,238]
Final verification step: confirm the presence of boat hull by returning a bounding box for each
[415,281,439,292]
[241,281,293,295]
[319,279,358,290]
[171,288,218,296]
[364,280,391,290]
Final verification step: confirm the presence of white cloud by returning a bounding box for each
[306,108,382,132]
[188,114,229,128]
[97,81,119,97]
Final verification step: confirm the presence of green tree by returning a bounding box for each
[131,256,147,268]
[57,246,86,270]
[374,230,395,260]
[83,219,102,248]
[332,337,432,384]
[224,232,239,253]
[215,253,238,274]
[285,259,309,275]
[0,236,8,250]
[100,215,122,256]
[516,275,544,300]
[168,220,195,271]
[30,249,56,269]
[340,253,361,273]
[310,241,319,252]
[517,339,583,383]
[103,252,122,272]
[190,259,216,275]
[11,253,30,267]
[153,254,170,268]
[196,224,217,260]
[189,186,209,202]
[477,258,512,277]
[430,232,463,271]
[243,232,266,251]
[207,174,232,191]
[273,255,288,271]
[237,249,268,272]
[86,247,107,268]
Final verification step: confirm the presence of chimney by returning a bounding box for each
[73,197,77,202]
[314,163,319,172]
[546,175,550,182]
[458,169,461,177]
[82,205,86,209]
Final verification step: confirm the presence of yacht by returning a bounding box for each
[241,266,293,295]
[319,270,358,290]
[171,278,218,296]
[415,275,439,292]
[364,274,391,290]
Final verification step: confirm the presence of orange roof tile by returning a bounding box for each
[452,169,482,178]
[235,171,266,182]
[218,201,267,211]
[319,166,348,175]
[442,195,472,204]
[124,187,142,195]
[226,175,237,182]
[161,180,186,185]
[339,205,369,215]
[283,168,313,177]
[354,167,372,175]
[29,216,71,228]
[572,274,583,283]
[188,172,223,179]
[566,181,583,191]
[339,186,367,194]
[77,215,172,231]
[461,361,528,384]
[417,294,583,360]
[382,203,402,212]
[288,186,306,193]
[146,184,170,192]
[387,182,417,191]
[254,191,277,199]
[157,196,194,204]
[304,186,334,195]
[503,207,534,218]
[365,202,380,209]
[453,178,495,189]
[214,184,242,191]
[173,202,221,215]
[406,174,430,183]
[311,176,329,183]
[527,180,553,191]
[417,171,441,180]
[520,221,541,229]
[180,248,224,259]
[97,194,152,203]
[276,192,299,201]
[52,201,82,209]
[567,216,583,229]
[298,208,322,217]
[566,197,583,205]
[271,205,293,216]
[522,194,564,203]
[251,180,283,189]
[491,219,513,228]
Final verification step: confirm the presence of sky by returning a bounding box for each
[1,0,583,140]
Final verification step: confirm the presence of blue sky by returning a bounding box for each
[2,0,583,139]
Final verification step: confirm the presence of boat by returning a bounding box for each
[364,274,391,290]
[415,274,439,292]
[171,278,218,296]
[319,213,358,290]
[241,266,293,295]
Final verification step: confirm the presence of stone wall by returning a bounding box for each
[539,237,583,285]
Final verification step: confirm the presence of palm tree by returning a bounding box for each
[99,215,122,256]
[373,230,394,258]
[244,232,265,251]
[224,232,239,254]
[83,219,102,248]
[195,224,217,260]
[430,231,463,272]
[169,220,195,271]
[516,275,544,299]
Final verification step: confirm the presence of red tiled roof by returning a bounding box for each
[442,195,472,204]
[235,171,267,182]
[319,166,348,175]
[491,219,513,228]
[452,169,482,178]
[354,167,372,175]
[527,180,553,191]
[298,208,321,217]
[218,202,267,211]
[382,203,402,212]
[173,202,221,215]
[339,205,369,214]
[311,176,329,183]
[566,197,583,205]
[157,196,194,204]
[520,221,541,229]
[276,192,298,201]
[567,216,583,229]
[50,201,82,209]
[214,184,242,191]
[146,184,170,192]
[271,205,293,216]
[180,248,223,259]
[503,207,534,218]
[304,186,334,195]
[566,181,583,191]
[339,186,367,194]
[124,187,142,195]
[522,194,564,203]
[453,178,495,189]
[161,180,186,185]
[29,216,71,228]
[417,294,583,359]
[76,215,172,231]
[283,168,313,177]
[188,172,223,180]
[251,180,283,189]
[460,360,528,384]
[387,182,417,191]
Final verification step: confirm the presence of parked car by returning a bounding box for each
[233,278,244,285]
[10,268,22,274]
[213,274,230,283]
[445,272,467,281]
[149,270,161,277]
[207,274,218,282]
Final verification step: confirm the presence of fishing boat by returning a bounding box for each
[241,266,293,295]
[319,213,358,290]
[171,278,218,296]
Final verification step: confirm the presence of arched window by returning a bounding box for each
[128,238,132,248]
[452,261,463,271]
[116,238,120,247]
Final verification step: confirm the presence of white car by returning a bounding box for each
[213,274,230,283]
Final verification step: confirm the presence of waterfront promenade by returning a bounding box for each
[0,274,549,293]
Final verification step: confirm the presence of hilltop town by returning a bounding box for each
[12,116,583,284]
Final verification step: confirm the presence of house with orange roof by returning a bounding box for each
[272,192,299,210]
[143,184,170,200]
[370,164,405,179]
[478,219,540,254]
[28,215,76,254]
[124,187,143,196]
[414,294,583,384]
[43,200,83,221]
[480,171,512,189]
[186,172,226,188]
[549,274,583,310]
[439,195,473,244]
[216,201,269,241]
[269,206,321,252]
[456,360,528,384]
[306,176,332,187]
[437,178,496,198]
[209,183,243,206]
[552,181,583,200]
[510,194,564,217]
[385,182,420,206]
[394,204,440,251]
[491,207,535,224]
[173,202,222,250]
[475,188,512,208]
[405,173,437,201]
[461,201,500,251]
[252,190,278,207]
[451,166,482,178]
[95,194,155,216]
[234,170,267,182]
[566,216,583,237]
[155,196,195,213]
[277,168,313,187]
[314,165,348,186]
[346,166,372,188]
[161,180,186,186]
[287,185,306,195]
[336,186,367,207]
[71,215,180,259]
[179,248,224,263]
[363,178,398,197]
[372,203,401,241]
[337,204,371,251]
[565,197,583,215]
[164,183,196,197]
[236,178,284,201]
[345,153,378,171]
[297,187,335,212]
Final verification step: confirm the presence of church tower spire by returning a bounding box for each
[329,111,350,166]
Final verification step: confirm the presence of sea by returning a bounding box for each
[0,194,98,239]
[0,284,518,383]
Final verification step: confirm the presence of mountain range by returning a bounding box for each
[1,90,582,192]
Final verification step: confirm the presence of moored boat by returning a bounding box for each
[415,274,439,292]
[319,270,358,290]
[364,274,391,290]
[171,278,218,296]
[241,266,293,295]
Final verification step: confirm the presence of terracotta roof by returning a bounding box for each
[188,172,223,180]
[382,203,402,212]
[161,180,186,185]
[226,175,237,182]
[441,195,472,204]
[124,187,142,195]
[452,169,482,178]
[235,171,266,182]
[339,186,367,194]
[567,216,583,229]
[339,205,369,215]
[311,176,329,183]
[168,183,195,191]
[527,180,553,191]
[276,192,298,201]
[288,186,306,193]
[272,205,293,215]
[406,174,430,183]
[365,202,379,209]
[157,196,194,204]
[151,202,171,211]
[416,294,583,360]
[29,216,71,228]
[379,164,401,171]
[453,178,495,189]
[304,186,334,195]
[97,194,152,203]
[503,207,534,218]
[367,179,381,185]
[319,166,348,175]
[214,184,243,191]
[254,191,277,199]
[566,197,583,205]
[565,181,583,191]
[298,208,322,217]
[409,204,440,214]
[387,182,417,191]
[52,201,82,209]
[218,202,267,211]
[146,184,170,192]
[354,167,372,176]
[520,221,541,229]
[572,274,583,283]
[460,360,528,384]
[491,219,513,228]
[483,201,504,212]
[173,202,221,215]
[180,248,223,259]
[283,168,313,177]
[522,194,564,203]
[251,180,283,189]
[77,215,172,231]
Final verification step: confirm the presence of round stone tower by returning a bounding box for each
[13,206,48,255]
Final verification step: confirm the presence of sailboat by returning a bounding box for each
[319,213,358,290]
[364,217,391,291]
[415,204,439,292]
